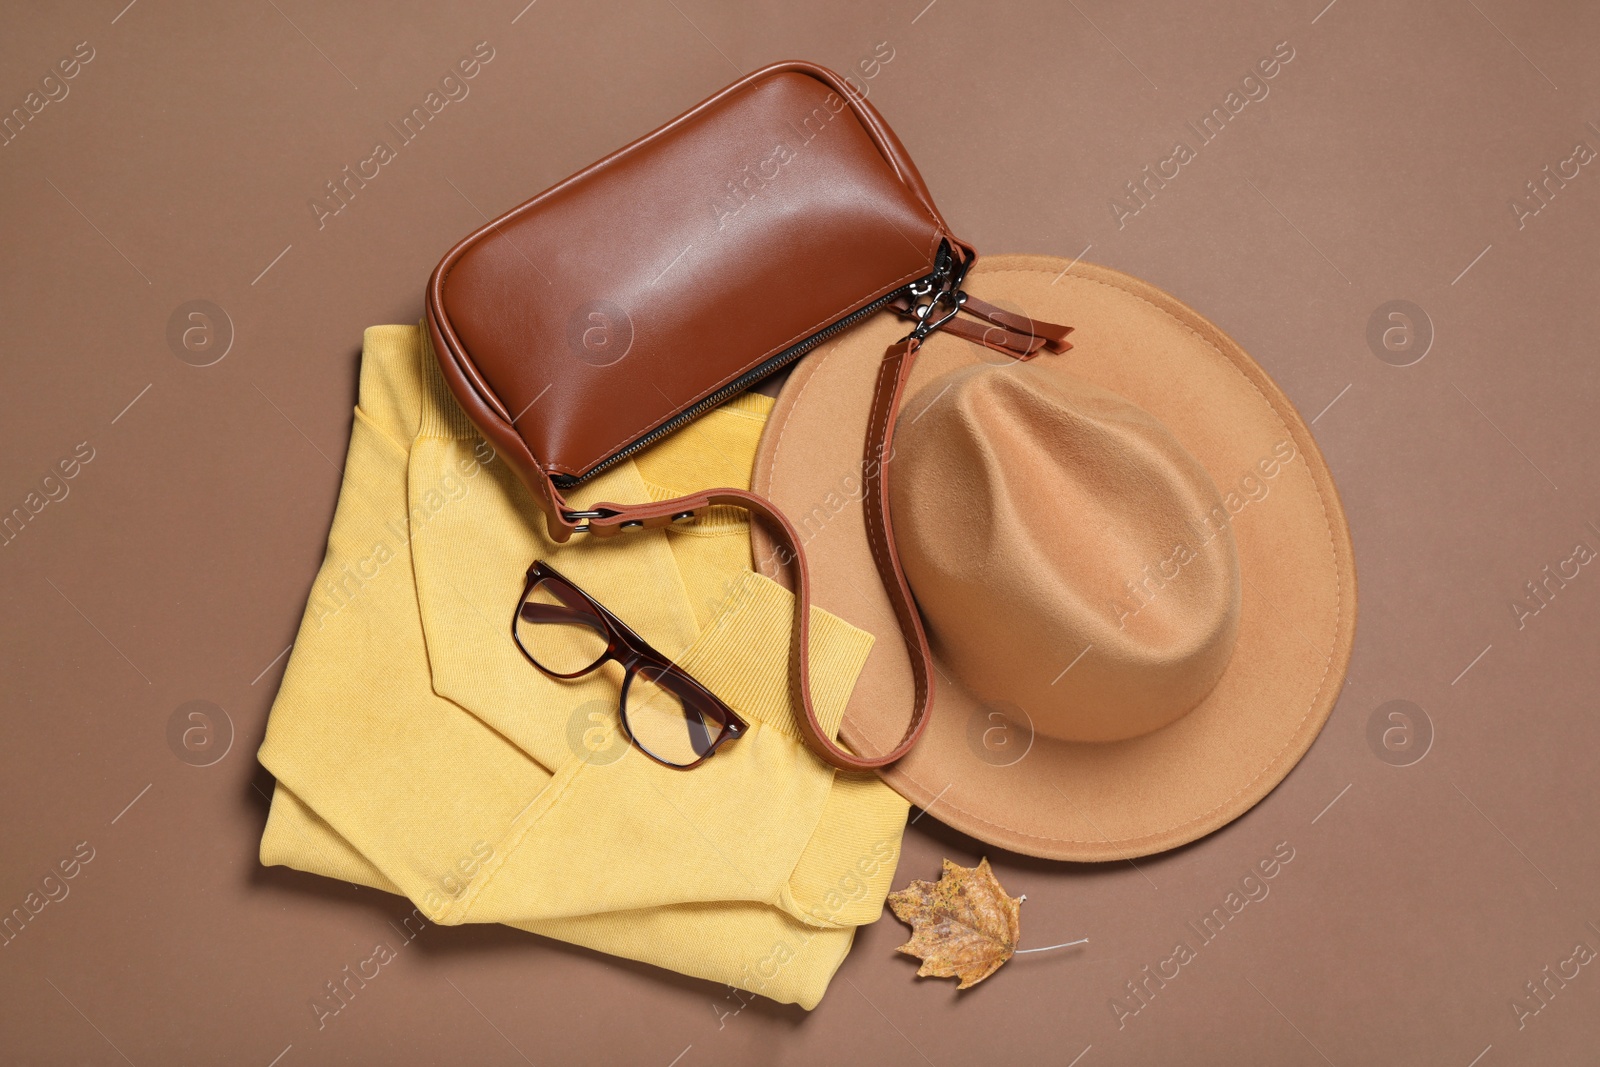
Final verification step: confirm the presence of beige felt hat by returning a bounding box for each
[750,255,1356,861]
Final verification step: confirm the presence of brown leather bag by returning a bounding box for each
[425,60,1068,770]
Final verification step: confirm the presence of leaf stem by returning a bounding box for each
[1014,938,1089,954]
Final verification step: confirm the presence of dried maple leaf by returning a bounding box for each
[887,858,1021,989]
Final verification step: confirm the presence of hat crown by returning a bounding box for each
[889,362,1241,743]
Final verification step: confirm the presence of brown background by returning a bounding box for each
[3,0,1598,1064]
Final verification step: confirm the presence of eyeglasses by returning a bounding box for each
[512,560,747,769]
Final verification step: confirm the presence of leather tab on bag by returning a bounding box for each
[889,296,1072,359]
[959,294,1074,352]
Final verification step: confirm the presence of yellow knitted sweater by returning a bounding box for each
[257,325,908,1009]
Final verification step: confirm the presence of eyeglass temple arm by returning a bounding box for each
[640,658,747,737]
[529,564,748,749]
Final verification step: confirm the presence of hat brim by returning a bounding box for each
[750,255,1356,861]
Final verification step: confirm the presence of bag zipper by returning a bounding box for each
[550,241,954,488]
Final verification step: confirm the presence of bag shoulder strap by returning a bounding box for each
[545,303,1067,770]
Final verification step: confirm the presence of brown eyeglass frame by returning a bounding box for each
[512,560,747,769]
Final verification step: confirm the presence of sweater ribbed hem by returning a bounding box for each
[416,323,483,441]
[780,772,909,928]
[674,571,873,742]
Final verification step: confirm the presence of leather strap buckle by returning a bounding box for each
[909,288,968,339]
[561,508,607,532]
[561,506,699,534]
[906,252,973,341]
